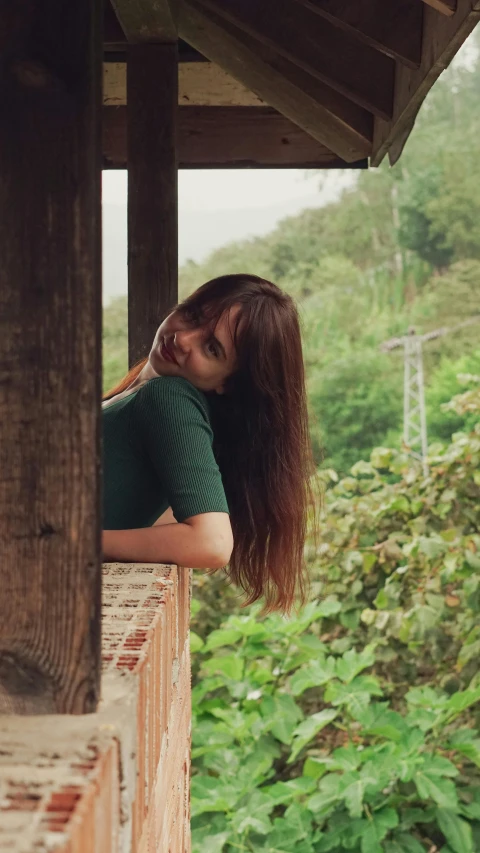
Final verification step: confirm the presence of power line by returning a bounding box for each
[380,316,480,353]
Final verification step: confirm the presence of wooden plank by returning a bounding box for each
[177,0,373,162]
[421,0,457,16]
[104,61,264,106]
[295,0,423,68]
[128,45,178,367]
[104,105,367,168]
[372,0,480,165]
[110,0,177,42]
[194,0,394,118]
[0,0,102,713]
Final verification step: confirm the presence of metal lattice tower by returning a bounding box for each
[403,330,428,475]
[380,316,480,475]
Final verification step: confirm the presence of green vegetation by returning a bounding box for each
[189,385,480,852]
[103,295,128,393]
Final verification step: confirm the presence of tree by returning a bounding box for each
[309,351,402,473]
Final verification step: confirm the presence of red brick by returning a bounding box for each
[0,564,191,853]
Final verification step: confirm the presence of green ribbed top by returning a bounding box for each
[102,376,229,529]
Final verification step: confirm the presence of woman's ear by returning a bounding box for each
[214,382,226,395]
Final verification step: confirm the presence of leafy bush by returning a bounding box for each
[190,390,480,852]
[426,356,480,444]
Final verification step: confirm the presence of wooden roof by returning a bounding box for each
[103,0,480,169]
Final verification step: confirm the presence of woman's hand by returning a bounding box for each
[102,512,233,569]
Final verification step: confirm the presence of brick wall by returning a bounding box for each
[0,564,191,853]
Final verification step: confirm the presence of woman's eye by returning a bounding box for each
[182,307,200,326]
[207,341,218,357]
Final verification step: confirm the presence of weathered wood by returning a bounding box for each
[194,0,394,118]
[177,0,373,162]
[294,0,423,68]
[372,0,480,165]
[104,105,367,168]
[110,0,177,42]
[421,0,457,15]
[0,1,34,53]
[104,60,264,106]
[0,0,102,713]
[105,0,127,49]
[128,45,178,367]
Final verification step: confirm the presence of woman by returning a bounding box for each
[102,274,315,615]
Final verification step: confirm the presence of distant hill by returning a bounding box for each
[102,193,335,304]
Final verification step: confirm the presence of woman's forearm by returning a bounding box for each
[102,516,232,570]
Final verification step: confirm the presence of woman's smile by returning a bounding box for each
[161,339,178,365]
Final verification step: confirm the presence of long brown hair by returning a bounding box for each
[105,274,316,616]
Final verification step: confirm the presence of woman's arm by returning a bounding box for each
[102,511,233,570]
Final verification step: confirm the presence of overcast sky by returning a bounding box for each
[102,168,354,210]
[102,169,356,303]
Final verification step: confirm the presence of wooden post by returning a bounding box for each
[0,2,102,713]
[127,44,179,367]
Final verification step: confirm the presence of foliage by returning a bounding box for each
[398,163,454,269]
[103,295,127,393]
[308,352,402,472]
[426,354,480,443]
[398,69,480,269]
[190,388,480,852]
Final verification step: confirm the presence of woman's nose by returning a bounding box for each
[174,327,200,351]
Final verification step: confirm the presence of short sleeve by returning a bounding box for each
[133,377,229,523]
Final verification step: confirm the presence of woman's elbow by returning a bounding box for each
[207,533,234,569]
[184,513,233,570]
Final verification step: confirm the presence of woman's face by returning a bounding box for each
[148,304,240,393]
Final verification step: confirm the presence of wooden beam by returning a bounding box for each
[104,61,265,106]
[177,0,373,162]
[110,0,177,43]
[104,0,127,49]
[372,0,480,165]
[0,0,102,713]
[194,0,394,118]
[104,105,367,168]
[421,0,457,16]
[128,45,178,367]
[294,0,423,68]
[0,1,34,54]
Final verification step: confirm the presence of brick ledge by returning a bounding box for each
[0,564,192,853]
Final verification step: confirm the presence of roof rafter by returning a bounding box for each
[421,0,457,16]
[193,0,394,118]
[293,0,423,68]
[109,0,178,42]
[177,0,373,162]
[372,0,480,165]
